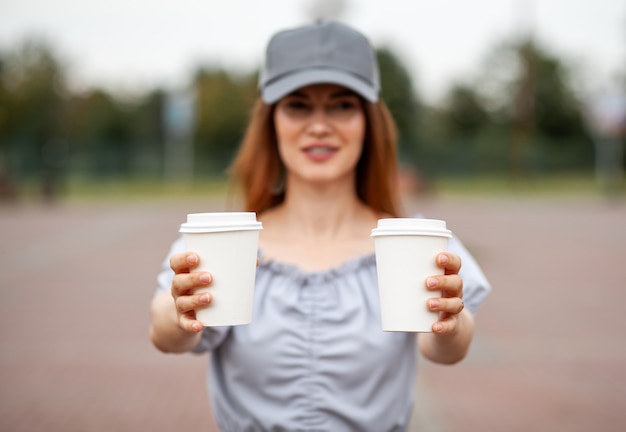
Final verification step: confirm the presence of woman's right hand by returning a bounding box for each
[170,252,213,333]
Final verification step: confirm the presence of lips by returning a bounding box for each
[302,145,338,161]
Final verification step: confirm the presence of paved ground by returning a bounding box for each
[1,193,625,431]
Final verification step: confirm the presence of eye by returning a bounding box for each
[328,97,361,116]
[279,98,312,117]
[335,100,357,110]
[286,100,309,111]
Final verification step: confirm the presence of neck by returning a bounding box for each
[258,175,378,271]
[277,176,369,240]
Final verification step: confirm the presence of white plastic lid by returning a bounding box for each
[370,218,452,237]
[179,212,263,233]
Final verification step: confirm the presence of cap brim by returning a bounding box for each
[261,69,378,104]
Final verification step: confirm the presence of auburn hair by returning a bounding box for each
[229,97,403,217]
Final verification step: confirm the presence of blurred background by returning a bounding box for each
[1,1,626,431]
[0,0,624,201]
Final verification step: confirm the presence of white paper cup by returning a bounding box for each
[371,218,452,332]
[179,212,262,327]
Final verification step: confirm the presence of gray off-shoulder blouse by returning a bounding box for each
[156,234,491,432]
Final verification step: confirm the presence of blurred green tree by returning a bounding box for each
[0,38,67,179]
[441,84,489,137]
[376,47,420,163]
[61,88,165,178]
[478,37,591,174]
[193,69,257,176]
[61,89,133,176]
[0,31,601,188]
[128,90,165,175]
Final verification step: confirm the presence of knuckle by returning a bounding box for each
[447,320,457,333]
[446,298,457,312]
[446,275,463,292]
[182,319,194,332]
[179,312,198,332]
[175,296,190,314]
[450,252,461,266]
[178,315,189,331]
[171,275,185,295]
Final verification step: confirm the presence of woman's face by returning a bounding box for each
[273,84,366,188]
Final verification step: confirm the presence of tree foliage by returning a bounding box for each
[479,37,588,140]
[431,36,594,176]
[441,84,489,137]
[0,38,66,175]
[193,69,257,173]
[0,32,605,188]
[376,47,420,155]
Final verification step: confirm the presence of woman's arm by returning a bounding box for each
[150,290,203,353]
[418,308,474,364]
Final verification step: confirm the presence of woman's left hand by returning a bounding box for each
[425,252,465,334]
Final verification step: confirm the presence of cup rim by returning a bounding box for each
[370,218,451,238]
[180,212,263,233]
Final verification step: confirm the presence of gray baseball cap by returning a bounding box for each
[259,20,380,104]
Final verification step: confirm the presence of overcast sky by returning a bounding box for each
[1,0,624,103]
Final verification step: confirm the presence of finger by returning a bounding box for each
[425,274,463,298]
[428,297,465,314]
[175,291,212,314]
[436,252,462,275]
[171,272,212,297]
[178,311,204,333]
[432,316,458,334]
[170,252,200,273]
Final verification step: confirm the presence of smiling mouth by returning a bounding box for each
[304,146,337,154]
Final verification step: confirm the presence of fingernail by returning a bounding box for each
[201,293,211,304]
[433,323,443,332]
[438,254,448,266]
[429,299,440,309]
[199,273,211,284]
[187,254,198,265]
[426,277,438,288]
[192,322,202,332]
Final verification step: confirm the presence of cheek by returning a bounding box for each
[346,115,366,150]
[273,114,286,149]
[273,113,298,165]
[274,111,297,144]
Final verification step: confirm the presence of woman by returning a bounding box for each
[150,20,490,431]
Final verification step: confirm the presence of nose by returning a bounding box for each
[306,108,332,136]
